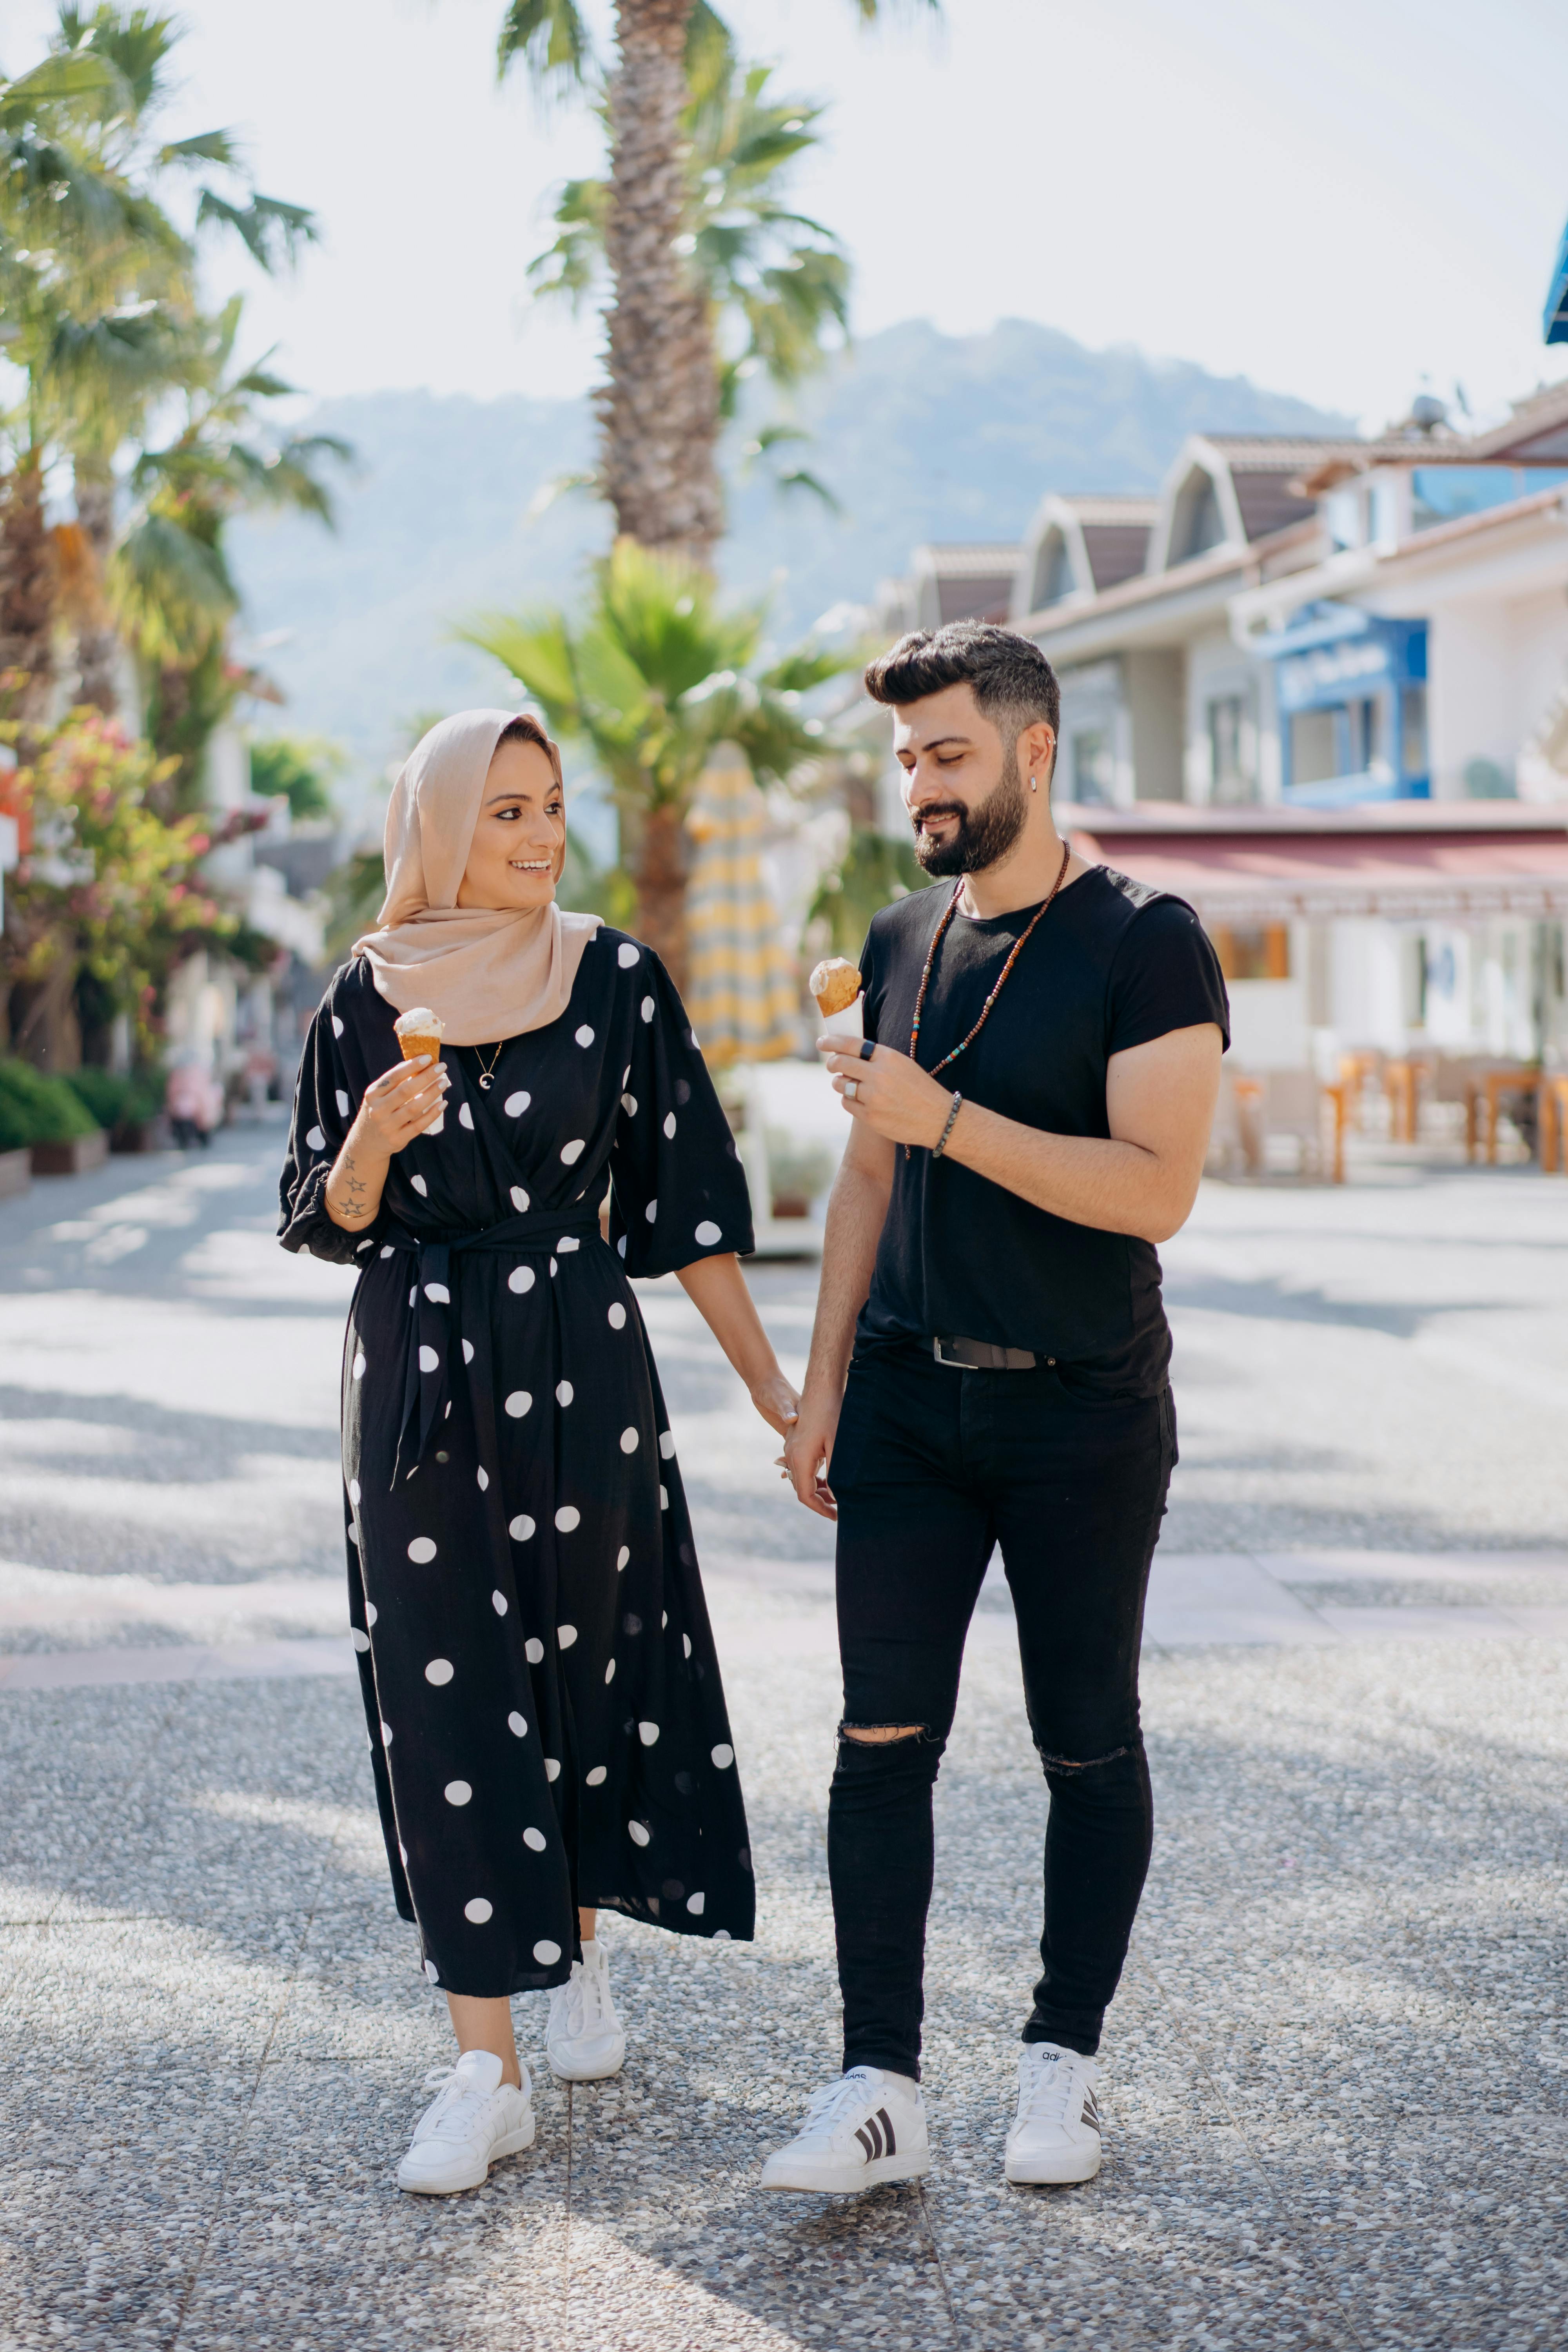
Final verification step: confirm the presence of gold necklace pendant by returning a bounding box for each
[474,1041,503,1092]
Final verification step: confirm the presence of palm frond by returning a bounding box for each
[495,0,594,95]
[193,189,318,273]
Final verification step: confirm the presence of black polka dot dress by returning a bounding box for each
[278,931,757,1995]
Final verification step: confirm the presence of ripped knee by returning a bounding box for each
[840,1722,927,1745]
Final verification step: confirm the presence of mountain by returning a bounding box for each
[228,317,1351,777]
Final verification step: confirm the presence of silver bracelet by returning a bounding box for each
[931,1090,964,1159]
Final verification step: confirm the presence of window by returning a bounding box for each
[1326,488,1363,549]
[1401,683,1428,779]
[1348,695,1383,773]
[1033,535,1075,608]
[1071,730,1113,804]
[1207,695,1255,804]
[1290,709,1339,788]
[1208,926,1290,982]
[1174,476,1226,563]
[1411,465,1568,530]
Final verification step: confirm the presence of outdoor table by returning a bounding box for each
[1466,1066,1542,1164]
[1538,1074,1568,1173]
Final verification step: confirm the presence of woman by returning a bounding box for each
[279,709,798,2195]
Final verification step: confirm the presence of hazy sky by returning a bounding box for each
[10,0,1568,432]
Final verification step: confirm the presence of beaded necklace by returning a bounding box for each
[904,840,1071,1156]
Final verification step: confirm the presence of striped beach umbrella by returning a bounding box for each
[684,746,800,1068]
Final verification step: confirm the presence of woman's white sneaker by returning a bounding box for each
[397,2049,535,2194]
[760,2065,930,2193]
[1004,2043,1103,2185]
[546,1939,626,2080]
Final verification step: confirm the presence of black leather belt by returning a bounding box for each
[933,1333,1051,1371]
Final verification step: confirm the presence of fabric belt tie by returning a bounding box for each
[379,1207,603,1483]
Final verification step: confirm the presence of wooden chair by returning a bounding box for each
[1463,1063,1540,1163]
[1538,1074,1568,1173]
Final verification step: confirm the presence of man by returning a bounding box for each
[761,622,1227,2195]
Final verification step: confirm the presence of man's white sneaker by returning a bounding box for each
[1004,2042,1103,2185]
[396,2049,535,2195]
[546,1939,626,2081]
[760,2066,930,2194]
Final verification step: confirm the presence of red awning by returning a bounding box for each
[1067,809,1568,924]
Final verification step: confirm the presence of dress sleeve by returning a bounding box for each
[608,948,755,1277]
[278,980,382,1267]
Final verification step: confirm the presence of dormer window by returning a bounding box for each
[1170,472,1227,564]
[1033,533,1076,608]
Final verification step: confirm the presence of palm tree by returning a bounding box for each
[496,0,935,563]
[461,536,849,986]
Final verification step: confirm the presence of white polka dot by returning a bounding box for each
[410,1173,428,1197]
[556,1380,574,1407]
[639,1721,660,1746]
[508,1711,528,1737]
[641,995,655,1023]
[347,1524,358,1546]
[661,1610,668,1628]
[523,1826,546,1851]
[619,1426,639,1454]
[605,1659,616,1683]
[381,1721,394,1745]
[555,1505,581,1532]
[525,1637,544,1663]
[505,1390,532,1418]
[458,1101,474,1130]
[365,1602,377,1627]
[510,1513,536,1541]
[659,1486,669,1511]
[425,1657,454,1684]
[445,1779,472,1806]
[408,1537,437,1563]
[549,1257,557,1277]
[492,1589,508,1616]
[418,1345,439,1374]
[352,1352,366,1381]
[659,1430,676,1459]
[504,1091,530,1117]
[423,1280,450,1304]
[464,1897,492,1924]
[557,1236,580,1254]
[714,1928,731,1942]
[686,1891,705,1916]
[379,1244,393,1258]
[476,1463,488,1490]
[688,1029,700,1049]
[608,1302,627,1330]
[621,1092,638,1116]
[534,1939,562,1965]
[335,1089,350,1118]
[356,1238,372,1253]
[557,1623,578,1649]
[575,1024,595,1047]
[694,1220,722,1247]
[509,1265,535,1295]
[628,1819,650,1846]
[683,1634,692,1659]
[645,1200,657,1223]
[408,1287,416,1308]
[544,1757,561,1781]
[559,1136,586,1168]
[351,1628,370,1654]
[711,1743,735,1769]
[622,1065,631,1085]
[425,1958,439,1981]
[617,1236,627,1258]
[618,942,639,968]
[585,1766,608,1788]
[464,1339,477,1366]
[616,1546,630,1571]
[332,1015,345,1038]
[305,1124,326,1152]
[348,1479,361,1506]
[510,1184,530,1212]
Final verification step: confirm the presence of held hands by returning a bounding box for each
[817,1036,955,1151]
[777,1387,840,1521]
[351,1055,450,1161]
[749,1369,803,1440]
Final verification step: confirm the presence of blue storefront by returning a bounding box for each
[1258,603,1429,806]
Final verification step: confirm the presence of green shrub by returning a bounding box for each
[0,1060,101,1143]
[0,1094,31,1154]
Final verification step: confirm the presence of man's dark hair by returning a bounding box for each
[863,622,1061,763]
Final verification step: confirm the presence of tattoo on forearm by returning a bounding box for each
[328,1146,373,1230]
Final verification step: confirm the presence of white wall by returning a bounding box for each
[1184,628,1265,804]
[1330,921,1408,1050]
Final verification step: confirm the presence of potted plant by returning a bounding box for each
[0,1060,109,1176]
[0,1089,31,1200]
[64,1068,168,1153]
[765,1130,833,1221]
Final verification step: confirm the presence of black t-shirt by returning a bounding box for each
[856,865,1230,1397]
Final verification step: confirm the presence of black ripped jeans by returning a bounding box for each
[827,1342,1176,2079]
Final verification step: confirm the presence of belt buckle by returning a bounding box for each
[933,1334,963,1369]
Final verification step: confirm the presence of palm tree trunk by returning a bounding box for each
[633,800,690,994]
[0,451,57,726]
[601,0,722,564]
[73,463,123,717]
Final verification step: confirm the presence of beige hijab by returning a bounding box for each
[354,709,601,1047]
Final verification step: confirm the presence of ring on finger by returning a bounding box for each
[858,1038,875,1062]
[844,1078,859,1100]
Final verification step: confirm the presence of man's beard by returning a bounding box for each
[913,745,1029,877]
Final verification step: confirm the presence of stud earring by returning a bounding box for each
[1029,774,1038,793]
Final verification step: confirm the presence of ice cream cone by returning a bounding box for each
[394,1007,446,1135]
[809,957,864,1042]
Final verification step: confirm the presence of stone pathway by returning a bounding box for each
[1,1131,1565,2350]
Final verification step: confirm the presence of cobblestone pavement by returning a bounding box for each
[1,1128,1564,2351]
